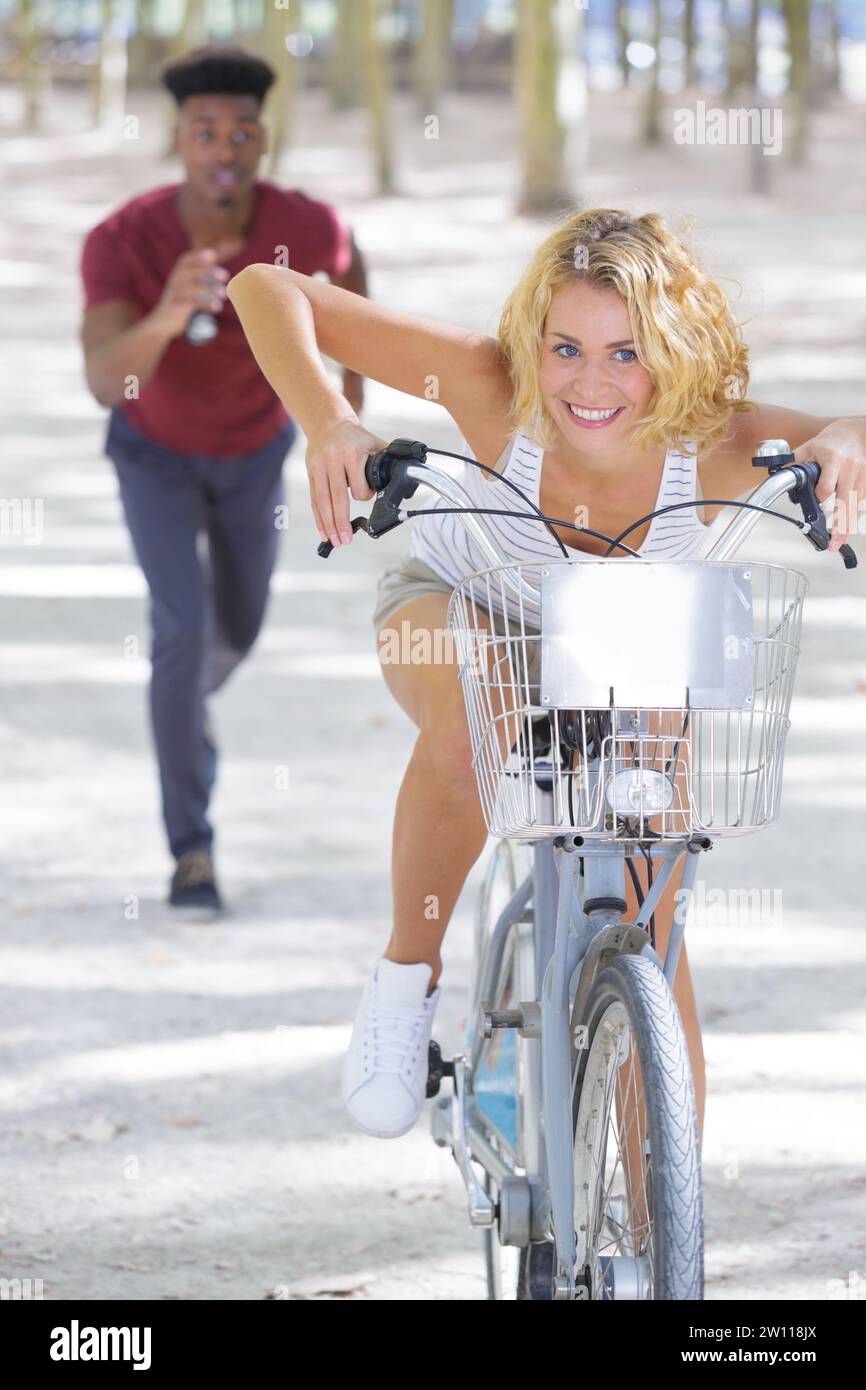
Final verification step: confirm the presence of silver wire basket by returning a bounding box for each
[447,559,808,842]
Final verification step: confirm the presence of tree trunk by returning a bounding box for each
[782,0,810,163]
[514,0,568,213]
[828,0,841,91]
[16,0,45,131]
[725,0,752,97]
[260,0,300,178]
[555,0,587,189]
[616,0,630,88]
[328,0,363,110]
[127,0,158,86]
[168,0,209,60]
[683,0,696,87]
[93,0,129,131]
[359,0,394,195]
[643,0,662,145]
[748,0,768,194]
[414,0,454,115]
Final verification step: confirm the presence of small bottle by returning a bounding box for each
[186,310,219,345]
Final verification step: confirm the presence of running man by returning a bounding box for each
[80,46,368,912]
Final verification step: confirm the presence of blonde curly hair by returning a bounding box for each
[497,208,752,457]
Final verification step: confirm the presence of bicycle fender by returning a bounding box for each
[569,923,651,1030]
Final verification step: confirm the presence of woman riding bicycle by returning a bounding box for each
[227,207,865,1144]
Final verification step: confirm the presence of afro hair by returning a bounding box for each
[161,46,276,108]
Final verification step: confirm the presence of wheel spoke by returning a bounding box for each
[575,1000,660,1297]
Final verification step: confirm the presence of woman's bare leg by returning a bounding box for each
[376,594,514,992]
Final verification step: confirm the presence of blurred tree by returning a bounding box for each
[360,0,394,193]
[748,0,768,193]
[828,0,841,90]
[15,0,45,130]
[643,0,662,144]
[414,0,454,114]
[556,0,587,181]
[259,0,301,177]
[616,0,630,88]
[782,0,810,162]
[725,0,753,97]
[514,0,567,211]
[683,0,696,86]
[169,0,209,58]
[127,0,160,84]
[328,0,363,109]
[93,0,129,129]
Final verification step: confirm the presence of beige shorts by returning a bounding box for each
[371,554,454,633]
[372,553,543,695]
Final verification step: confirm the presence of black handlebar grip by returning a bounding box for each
[365,439,429,492]
[365,448,391,492]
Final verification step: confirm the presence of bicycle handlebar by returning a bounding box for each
[314,437,857,573]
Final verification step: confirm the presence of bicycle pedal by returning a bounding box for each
[426,1039,444,1097]
[480,1001,541,1039]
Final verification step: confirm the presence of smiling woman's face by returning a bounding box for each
[539,279,656,452]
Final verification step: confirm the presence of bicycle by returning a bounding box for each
[318,436,857,1300]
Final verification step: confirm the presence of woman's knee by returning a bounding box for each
[413,719,478,793]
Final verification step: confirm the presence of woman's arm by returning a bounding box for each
[225,261,506,425]
[226,262,512,548]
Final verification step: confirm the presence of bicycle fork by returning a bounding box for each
[542,836,702,1298]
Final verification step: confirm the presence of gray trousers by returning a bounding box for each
[106,406,296,861]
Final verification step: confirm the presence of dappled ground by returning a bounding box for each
[0,78,865,1299]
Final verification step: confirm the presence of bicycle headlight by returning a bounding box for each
[605,768,675,815]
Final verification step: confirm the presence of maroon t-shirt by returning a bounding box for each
[80,180,353,457]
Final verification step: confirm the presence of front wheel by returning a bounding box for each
[571,953,703,1299]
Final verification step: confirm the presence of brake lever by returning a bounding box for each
[316,442,426,557]
[316,515,369,559]
[315,486,410,558]
[751,441,858,569]
[788,464,858,569]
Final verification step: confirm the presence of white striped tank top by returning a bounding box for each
[409,429,710,618]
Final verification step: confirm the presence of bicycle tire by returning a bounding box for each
[572,953,703,1300]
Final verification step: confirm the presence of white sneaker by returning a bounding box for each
[342,957,441,1139]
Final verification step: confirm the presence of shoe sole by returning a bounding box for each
[341,1091,423,1140]
[168,902,224,919]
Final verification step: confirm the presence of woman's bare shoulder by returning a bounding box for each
[446,345,518,476]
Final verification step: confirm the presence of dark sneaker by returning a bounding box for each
[169,851,223,912]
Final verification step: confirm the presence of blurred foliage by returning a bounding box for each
[1,2,862,206]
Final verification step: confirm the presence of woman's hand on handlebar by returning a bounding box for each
[305,415,387,548]
[794,421,866,552]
